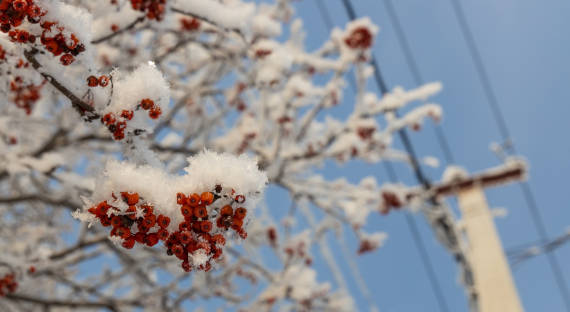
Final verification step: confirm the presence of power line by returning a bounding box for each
[509,230,570,268]
[314,1,450,311]
[382,0,455,165]
[447,0,570,310]
[312,3,449,310]
[325,1,459,311]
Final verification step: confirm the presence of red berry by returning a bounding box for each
[45,40,62,56]
[140,98,154,110]
[157,214,170,228]
[143,214,156,228]
[145,233,159,246]
[148,106,161,119]
[231,218,243,230]
[194,206,207,219]
[111,216,123,228]
[200,221,212,233]
[220,205,233,216]
[122,237,136,249]
[176,192,186,205]
[179,230,192,244]
[137,222,150,233]
[172,244,184,259]
[121,192,139,205]
[157,228,169,241]
[187,193,200,207]
[120,109,134,120]
[179,221,191,231]
[134,232,145,243]
[141,204,153,216]
[27,5,43,18]
[60,54,74,65]
[234,207,247,220]
[16,30,28,43]
[86,75,98,87]
[200,192,214,205]
[99,75,110,87]
[180,205,193,218]
[12,0,28,12]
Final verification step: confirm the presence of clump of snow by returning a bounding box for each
[190,249,209,267]
[19,153,65,173]
[423,156,440,168]
[40,0,94,44]
[78,150,267,231]
[371,82,443,113]
[360,231,387,250]
[103,62,170,114]
[251,11,281,37]
[171,0,255,31]
[91,4,141,39]
[258,265,331,303]
[442,165,469,183]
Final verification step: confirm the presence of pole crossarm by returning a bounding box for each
[406,158,527,201]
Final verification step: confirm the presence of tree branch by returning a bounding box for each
[23,49,100,121]
[91,16,146,45]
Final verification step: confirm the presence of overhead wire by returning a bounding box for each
[447,0,570,309]
[314,1,455,311]
[339,0,479,310]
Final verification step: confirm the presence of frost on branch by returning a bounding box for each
[0,0,464,309]
[74,150,267,272]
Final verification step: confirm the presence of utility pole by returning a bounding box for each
[407,159,526,312]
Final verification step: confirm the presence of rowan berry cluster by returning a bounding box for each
[344,26,373,49]
[10,75,45,114]
[0,273,17,297]
[356,126,375,140]
[284,240,312,266]
[180,17,200,31]
[39,21,84,65]
[87,186,250,272]
[1,0,86,65]
[379,190,404,215]
[130,0,166,21]
[98,98,161,140]
[0,0,43,31]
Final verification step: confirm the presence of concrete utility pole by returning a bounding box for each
[457,186,523,312]
[407,159,526,312]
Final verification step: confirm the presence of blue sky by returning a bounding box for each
[273,0,570,311]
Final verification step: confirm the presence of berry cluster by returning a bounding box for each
[379,190,404,215]
[180,17,200,31]
[10,75,45,114]
[344,27,373,49]
[86,75,110,88]
[99,98,161,140]
[7,28,35,43]
[40,21,85,65]
[0,273,17,297]
[130,0,166,21]
[356,126,375,140]
[1,0,86,65]
[87,186,249,272]
[0,0,43,31]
